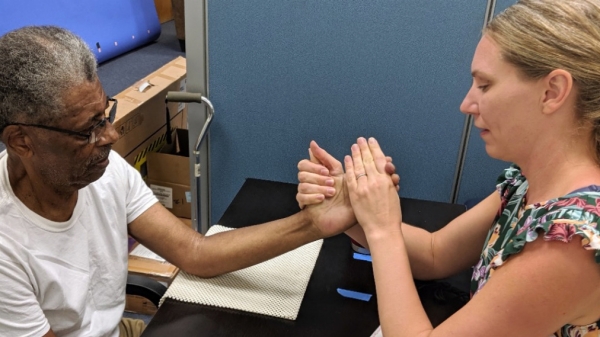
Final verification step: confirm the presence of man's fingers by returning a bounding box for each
[309,147,318,163]
[384,159,400,191]
[384,161,395,175]
[391,173,400,191]
[298,159,330,177]
[297,180,336,197]
[296,192,325,209]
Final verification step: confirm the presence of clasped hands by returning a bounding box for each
[297,137,402,239]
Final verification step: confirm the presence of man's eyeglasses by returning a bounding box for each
[6,98,118,144]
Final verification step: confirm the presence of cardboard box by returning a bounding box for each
[112,56,187,158]
[146,129,191,218]
[179,217,192,228]
[128,252,179,284]
[125,294,159,315]
[122,111,185,176]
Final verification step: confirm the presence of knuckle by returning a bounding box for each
[298,182,308,193]
[298,171,310,182]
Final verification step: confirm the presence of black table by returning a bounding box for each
[142,178,470,336]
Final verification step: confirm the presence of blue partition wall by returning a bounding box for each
[496,0,518,14]
[455,0,517,205]
[0,0,161,64]
[207,1,488,222]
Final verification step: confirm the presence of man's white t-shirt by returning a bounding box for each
[0,150,158,337]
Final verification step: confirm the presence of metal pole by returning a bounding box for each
[184,0,211,233]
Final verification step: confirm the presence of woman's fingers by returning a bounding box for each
[367,137,387,174]
[356,138,377,177]
[351,141,368,181]
[345,154,357,191]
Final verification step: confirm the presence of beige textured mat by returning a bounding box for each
[160,225,323,320]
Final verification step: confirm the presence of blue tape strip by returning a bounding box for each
[337,288,372,302]
[353,252,372,262]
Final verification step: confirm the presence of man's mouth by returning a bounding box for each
[89,148,111,166]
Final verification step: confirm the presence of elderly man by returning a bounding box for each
[0,26,360,337]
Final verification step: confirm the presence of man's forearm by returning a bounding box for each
[182,211,321,277]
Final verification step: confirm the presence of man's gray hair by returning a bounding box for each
[0,26,98,130]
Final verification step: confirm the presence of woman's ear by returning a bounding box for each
[541,69,574,115]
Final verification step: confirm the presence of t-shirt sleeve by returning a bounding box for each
[110,152,158,223]
[0,257,50,337]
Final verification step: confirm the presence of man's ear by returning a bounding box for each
[541,69,574,115]
[3,126,34,158]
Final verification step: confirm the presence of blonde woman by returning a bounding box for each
[297,0,600,335]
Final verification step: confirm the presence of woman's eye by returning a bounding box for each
[477,84,489,91]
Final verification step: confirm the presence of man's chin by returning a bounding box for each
[72,167,108,189]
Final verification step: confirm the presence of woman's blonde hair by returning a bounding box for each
[486,0,600,161]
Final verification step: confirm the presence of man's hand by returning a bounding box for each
[297,141,356,237]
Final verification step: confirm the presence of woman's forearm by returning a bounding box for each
[346,223,440,280]
[367,230,433,337]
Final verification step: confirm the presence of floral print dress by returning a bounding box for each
[470,165,600,336]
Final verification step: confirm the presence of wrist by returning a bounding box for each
[363,223,403,243]
[298,209,324,241]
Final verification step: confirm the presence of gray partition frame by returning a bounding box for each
[184,0,211,233]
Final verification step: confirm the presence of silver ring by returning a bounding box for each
[356,173,367,179]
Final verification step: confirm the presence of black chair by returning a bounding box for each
[126,274,168,308]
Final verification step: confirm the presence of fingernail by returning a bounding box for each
[325,178,334,186]
[320,168,329,175]
[327,187,335,196]
[369,137,376,144]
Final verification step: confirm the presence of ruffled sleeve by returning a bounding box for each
[498,195,600,266]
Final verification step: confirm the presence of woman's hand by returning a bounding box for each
[345,137,402,236]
